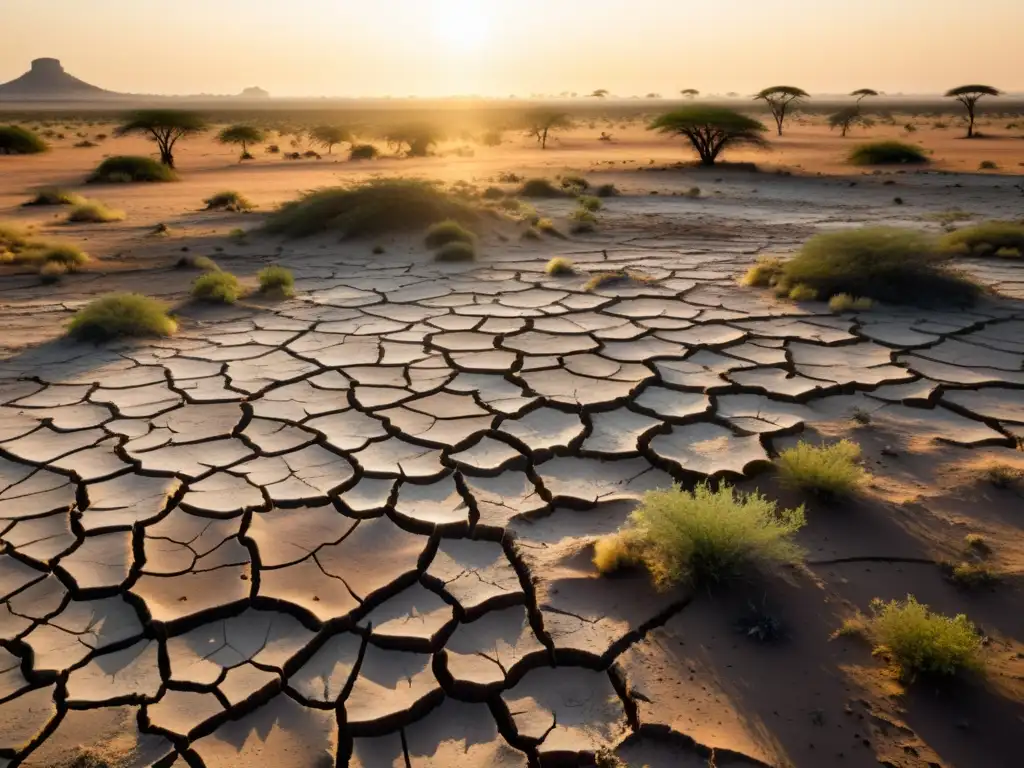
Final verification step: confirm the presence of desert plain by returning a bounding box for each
[1,102,1023,768]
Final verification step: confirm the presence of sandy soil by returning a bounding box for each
[1,114,1023,768]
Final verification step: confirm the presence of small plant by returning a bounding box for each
[860,596,983,681]
[964,533,987,552]
[482,186,505,200]
[30,243,90,270]
[434,241,476,262]
[978,160,998,171]
[518,178,567,198]
[994,247,1021,258]
[39,261,68,284]
[545,257,576,276]
[775,440,864,497]
[266,144,281,154]
[829,293,874,312]
[520,227,542,241]
[578,195,602,212]
[176,254,219,271]
[89,156,177,183]
[593,483,806,588]
[192,271,242,304]
[204,190,255,212]
[943,561,999,589]
[23,188,84,207]
[983,463,1022,488]
[536,218,564,238]
[561,174,590,193]
[68,293,177,340]
[851,407,873,425]
[74,139,97,148]
[942,221,1024,256]
[372,245,385,255]
[258,265,295,297]
[925,209,975,226]
[685,186,701,198]
[228,228,247,241]
[584,269,654,292]
[595,183,619,197]
[741,256,785,287]
[0,125,48,154]
[787,283,818,301]
[849,141,928,166]
[67,201,125,223]
[424,219,475,248]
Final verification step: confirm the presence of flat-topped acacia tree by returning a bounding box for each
[525,109,572,150]
[115,110,207,168]
[310,125,352,155]
[650,107,767,166]
[589,89,609,98]
[217,125,266,159]
[680,89,700,99]
[754,86,808,136]
[945,85,1001,138]
[851,88,879,106]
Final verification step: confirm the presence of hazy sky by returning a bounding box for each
[3,0,1021,97]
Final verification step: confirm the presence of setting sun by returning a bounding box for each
[432,0,491,53]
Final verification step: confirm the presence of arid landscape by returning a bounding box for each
[1,45,1024,768]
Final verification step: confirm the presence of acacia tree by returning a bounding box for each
[217,125,266,159]
[116,110,207,168]
[649,107,767,166]
[680,89,700,99]
[828,107,873,138]
[945,85,1001,138]
[851,88,878,107]
[383,124,441,156]
[589,89,609,98]
[754,86,808,136]
[525,109,572,149]
[310,125,352,155]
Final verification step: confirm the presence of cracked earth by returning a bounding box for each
[3,177,1024,767]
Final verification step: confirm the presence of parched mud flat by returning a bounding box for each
[2,224,1024,768]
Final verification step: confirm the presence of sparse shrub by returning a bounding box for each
[89,156,177,183]
[265,179,477,238]
[595,183,619,197]
[570,209,598,225]
[67,201,125,223]
[858,596,983,681]
[829,293,875,312]
[228,228,247,241]
[266,144,281,154]
[982,464,1022,488]
[176,254,219,271]
[73,139,97,148]
[497,171,523,184]
[520,227,542,241]
[943,561,1000,589]
[204,190,255,212]
[302,150,321,159]
[593,483,806,588]
[787,284,818,301]
[482,186,505,200]
[536,218,565,238]
[741,256,785,287]
[192,271,242,304]
[685,186,701,198]
[480,130,503,147]
[39,261,68,284]
[518,178,567,198]
[0,125,48,154]
[561,174,590,193]
[774,228,980,306]
[941,221,1024,256]
[775,440,864,497]
[584,269,655,292]
[848,141,928,166]
[570,219,597,235]
[424,219,475,248]
[23,188,84,207]
[435,241,477,262]
[30,243,90,270]
[68,293,177,340]
[578,195,602,212]
[372,245,385,255]
[964,533,987,552]
[978,160,998,170]
[925,209,975,225]
[258,265,295,297]
[545,257,576,276]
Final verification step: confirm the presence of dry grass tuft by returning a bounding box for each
[545,257,576,276]
[775,440,865,497]
[68,293,177,341]
[257,265,295,297]
[67,201,125,223]
[192,271,242,304]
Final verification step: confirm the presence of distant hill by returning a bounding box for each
[240,86,270,99]
[0,58,119,99]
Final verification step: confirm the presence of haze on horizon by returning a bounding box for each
[3,0,1021,98]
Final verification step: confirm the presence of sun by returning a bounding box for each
[433,0,491,53]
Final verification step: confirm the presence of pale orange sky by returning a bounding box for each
[2,0,1021,98]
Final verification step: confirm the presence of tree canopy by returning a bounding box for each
[115,110,206,168]
[525,109,572,149]
[217,125,266,157]
[680,89,700,98]
[383,124,441,157]
[310,125,352,154]
[851,88,878,104]
[650,107,767,166]
[829,107,873,137]
[589,89,609,98]
[945,85,1001,138]
[754,86,808,136]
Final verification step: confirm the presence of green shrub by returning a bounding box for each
[89,156,177,183]
[978,160,998,170]
[23,188,84,207]
[570,219,597,235]
[434,241,477,262]
[176,254,219,271]
[578,195,602,212]
[570,208,598,224]
[595,183,620,197]
[0,125,48,154]
[787,284,818,301]
[192,271,242,304]
[424,219,475,248]
[482,186,505,200]
[776,228,980,306]
[67,201,125,223]
[204,190,255,212]
[518,178,567,198]
[943,561,1000,589]
[258,265,295,297]
[848,141,928,166]
[68,293,177,340]
[39,262,68,284]
[941,221,1024,256]
[829,293,874,312]
[593,483,806,588]
[860,596,982,681]
[545,257,576,276]
[775,440,864,497]
[349,143,380,161]
[536,218,565,238]
[264,179,477,238]
[741,256,785,287]
[561,174,590,193]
